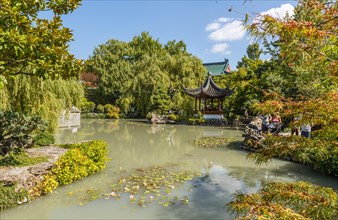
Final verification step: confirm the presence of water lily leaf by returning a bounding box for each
[107,164,201,208]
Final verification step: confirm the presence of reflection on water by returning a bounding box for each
[1,119,337,220]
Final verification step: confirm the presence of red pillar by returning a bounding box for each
[199,97,201,112]
[194,98,197,113]
[204,98,207,111]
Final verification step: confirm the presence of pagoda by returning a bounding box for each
[184,75,233,119]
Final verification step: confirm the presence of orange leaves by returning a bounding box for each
[227,181,337,219]
[247,0,337,77]
[254,91,338,126]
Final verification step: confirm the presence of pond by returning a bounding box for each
[1,119,337,219]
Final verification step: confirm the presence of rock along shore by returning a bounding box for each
[0,146,67,193]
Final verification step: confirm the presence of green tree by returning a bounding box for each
[86,39,132,104]
[0,0,83,82]
[217,43,267,118]
[131,57,170,116]
[236,43,262,68]
[86,32,205,117]
[151,87,172,114]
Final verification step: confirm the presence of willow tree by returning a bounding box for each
[131,57,171,116]
[86,32,205,117]
[1,76,84,130]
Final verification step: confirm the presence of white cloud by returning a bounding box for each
[205,17,233,31]
[254,3,294,23]
[211,43,231,54]
[218,17,233,23]
[208,20,245,41]
[206,22,221,31]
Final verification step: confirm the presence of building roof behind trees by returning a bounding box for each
[203,58,231,76]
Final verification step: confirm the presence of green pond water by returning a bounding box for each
[1,119,337,219]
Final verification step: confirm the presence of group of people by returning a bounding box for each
[291,116,311,138]
[261,113,282,134]
[260,113,311,138]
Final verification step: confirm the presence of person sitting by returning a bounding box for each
[270,113,282,134]
[261,114,271,133]
[271,113,282,124]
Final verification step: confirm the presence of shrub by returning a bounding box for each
[176,114,188,122]
[51,148,97,185]
[0,183,29,210]
[60,140,109,171]
[40,174,59,195]
[40,140,109,194]
[312,123,338,141]
[188,118,205,125]
[0,110,47,156]
[81,113,105,119]
[96,104,105,113]
[167,114,177,121]
[146,112,153,120]
[80,98,95,114]
[0,149,48,167]
[33,133,55,146]
[247,135,338,176]
[104,104,120,119]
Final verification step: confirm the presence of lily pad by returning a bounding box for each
[193,136,238,148]
[108,164,201,207]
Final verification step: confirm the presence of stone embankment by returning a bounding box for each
[0,146,67,193]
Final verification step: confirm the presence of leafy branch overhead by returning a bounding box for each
[0,0,83,80]
[233,0,338,120]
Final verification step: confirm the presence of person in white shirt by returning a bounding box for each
[301,124,311,138]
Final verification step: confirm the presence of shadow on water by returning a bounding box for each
[155,174,237,219]
[156,162,338,220]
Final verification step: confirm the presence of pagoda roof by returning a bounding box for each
[184,75,233,98]
[203,58,230,75]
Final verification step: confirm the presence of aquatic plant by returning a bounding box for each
[107,165,201,207]
[0,149,48,167]
[193,136,237,149]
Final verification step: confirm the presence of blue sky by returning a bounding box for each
[61,0,296,70]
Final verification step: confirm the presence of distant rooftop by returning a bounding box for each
[203,58,231,76]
